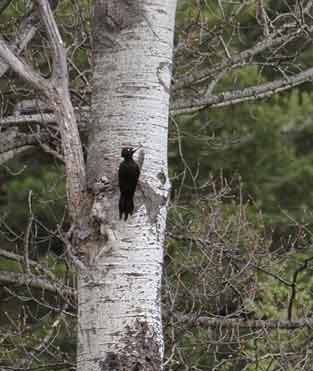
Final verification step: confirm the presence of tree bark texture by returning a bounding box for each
[77,1,177,370]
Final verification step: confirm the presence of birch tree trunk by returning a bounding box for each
[77,1,177,370]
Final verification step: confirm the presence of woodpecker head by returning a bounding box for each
[121,145,141,159]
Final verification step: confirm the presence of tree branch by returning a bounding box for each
[0,248,55,281]
[0,36,50,94]
[34,0,68,83]
[0,270,74,297]
[173,25,308,92]
[0,128,49,155]
[0,109,89,130]
[0,113,56,127]
[1,1,86,219]
[0,145,36,165]
[177,314,313,330]
[0,13,38,77]
[171,67,313,115]
[287,255,313,321]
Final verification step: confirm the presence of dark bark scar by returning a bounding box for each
[99,320,162,371]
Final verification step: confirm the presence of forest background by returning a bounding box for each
[1,0,313,370]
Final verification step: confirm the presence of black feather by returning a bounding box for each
[118,147,140,221]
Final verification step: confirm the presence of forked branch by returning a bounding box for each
[0,0,86,220]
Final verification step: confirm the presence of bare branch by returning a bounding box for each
[0,110,88,129]
[0,36,50,94]
[287,255,313,321]
[0,145,36,165]
[0,247,57,283]
[0,13,38,77]
[0,270,74,297]
[0,106,89,164]
[173,27,306,92]
[34,0,68,83]
[171,67,313,115]
[26,1,87,219]
[0,112,56,127]
[0,128,49,157]
[179,315,313,330]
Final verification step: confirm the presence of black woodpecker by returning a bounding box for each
[118,147,140,221]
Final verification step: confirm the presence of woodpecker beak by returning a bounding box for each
[132,144,142,153]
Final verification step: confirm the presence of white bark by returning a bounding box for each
[77,1,177,370]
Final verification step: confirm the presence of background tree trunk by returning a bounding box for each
[77,1,177,370]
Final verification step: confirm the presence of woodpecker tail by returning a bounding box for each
[119,192,134,221]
